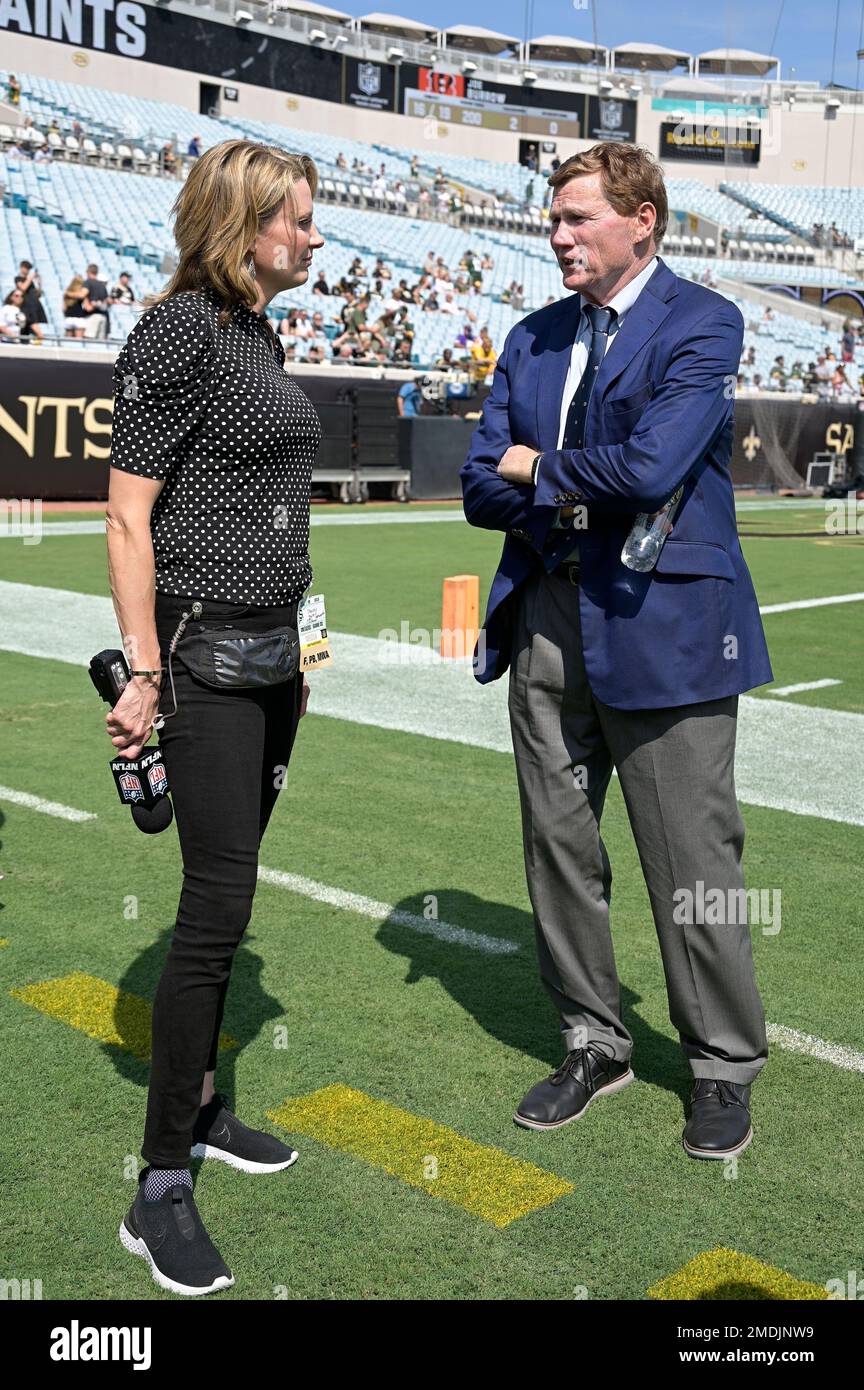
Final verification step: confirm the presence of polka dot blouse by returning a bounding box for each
[109,283,323,604]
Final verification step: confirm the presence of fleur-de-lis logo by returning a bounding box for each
[122,373,139,400]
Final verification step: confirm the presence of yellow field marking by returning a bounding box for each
[648,1247,829,1300]
[268,1083,573,1228]
[10,971,237,1060]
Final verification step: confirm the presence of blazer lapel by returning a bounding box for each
[594,258,677,400]
[534,297,581,451]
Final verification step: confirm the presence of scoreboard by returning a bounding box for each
[400,65,584,139]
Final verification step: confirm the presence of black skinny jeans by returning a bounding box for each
[141,591,304,1168]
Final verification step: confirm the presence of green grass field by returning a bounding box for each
[1,500,862,1301]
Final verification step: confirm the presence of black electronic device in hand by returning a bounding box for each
[89,649,173,835]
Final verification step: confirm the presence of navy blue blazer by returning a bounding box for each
[459,257,773,709]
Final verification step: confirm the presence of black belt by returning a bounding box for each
[550,560,581,585]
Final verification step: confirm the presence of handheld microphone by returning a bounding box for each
[89,649,174,834]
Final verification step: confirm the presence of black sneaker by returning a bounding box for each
[119,1169,234,1296]
[514,1042,634,1130]
[191,1092,299,1174]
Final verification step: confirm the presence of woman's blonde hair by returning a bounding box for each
[143,139,318,329]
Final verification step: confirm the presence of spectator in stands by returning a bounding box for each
[435,347,456,371]
[82,263,111,339]
[369,171,387,208]
[282,341,298,364]
[762,305,774,322]
[11,138,33,161]
[842,321,856,363]
[62,275,90,338]
[306,341,328,366]
[439,292,460,316]
[311,269,330,295]
[423,292,440,313]
[373,257,392,281]
[832,363,855,399]
[336,151,348,170]
[815,354,834,399]
[110,271,137,306]
[392,181,408,211]
[16,262,47,342]
[187,135,202,159]
[803,362,818,393]
[397,375,426,416]
[33,143,52,164]
[455,321,476,349]
[5,74,21,105]
[393,337,414,367]
[469,325,496,382]
[745,344,756,366]
[768,355,787,391]
[417,187,432,217]
[752,373,763,391]
[47,116,60,137]
[71,118,84,142]
[0,288,27,342]
[159,141,176,175]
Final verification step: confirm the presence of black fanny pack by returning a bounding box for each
[176,621,301,688]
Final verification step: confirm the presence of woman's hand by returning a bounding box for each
[299,678,310,718]
[106,677,162,760]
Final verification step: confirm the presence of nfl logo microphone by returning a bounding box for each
[90,648,174,834]
[110,744,173,834]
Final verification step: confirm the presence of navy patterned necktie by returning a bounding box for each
[561,303,617,451]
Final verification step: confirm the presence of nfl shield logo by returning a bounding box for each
[599,100,623,131]
[358,62,381,97]
[119,771,144,802]
[148,762,168,796]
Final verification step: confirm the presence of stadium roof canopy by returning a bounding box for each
[611,42,691,72]
[526,35,607,64]
[659,75,762,104]
[356,12,437,39]
[442,25,520,54]
[270,0,352,20]
[696,48,779,76]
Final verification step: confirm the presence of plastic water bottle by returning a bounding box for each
[620,485,684,572]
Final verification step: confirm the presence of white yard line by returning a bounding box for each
[2,778,861,1066]
[256,865,517,954]
[0,511,465,539]
[768,679,842,696]
[0,785,96,822]
[760,592,864,615]
[1,579,863,827]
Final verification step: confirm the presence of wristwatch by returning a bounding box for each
[530,453,542,485]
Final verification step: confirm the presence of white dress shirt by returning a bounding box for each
[545,256,659,555]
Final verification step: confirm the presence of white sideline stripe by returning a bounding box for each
[0,497,839,539]
[257,865,517,955]
[0,511,465,538]
[0,784,97,822]
[1,579,863,828]
[768,679,842,696]
[767,1023,864,1074]
[3,780,862,1064]
[760,592,864,615]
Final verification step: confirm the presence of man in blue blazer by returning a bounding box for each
[460,143,773,1159]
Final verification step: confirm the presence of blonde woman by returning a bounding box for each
[63,275,90,338]
[106,140,325,1296]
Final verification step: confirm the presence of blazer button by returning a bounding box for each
[553,494,565,504]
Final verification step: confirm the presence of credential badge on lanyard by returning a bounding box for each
[297,590,332,671]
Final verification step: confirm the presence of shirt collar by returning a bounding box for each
[200,282,265,321]
[578,255,659,331]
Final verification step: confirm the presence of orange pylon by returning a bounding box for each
[441,575,479,659]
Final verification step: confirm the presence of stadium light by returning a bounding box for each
[387,46,404,60]
[309,28,327,42]
[462,60,477,74]
[824,98,840,121]
[235,9,253,24]
[523,70,537,84]
[599,79,614,94]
